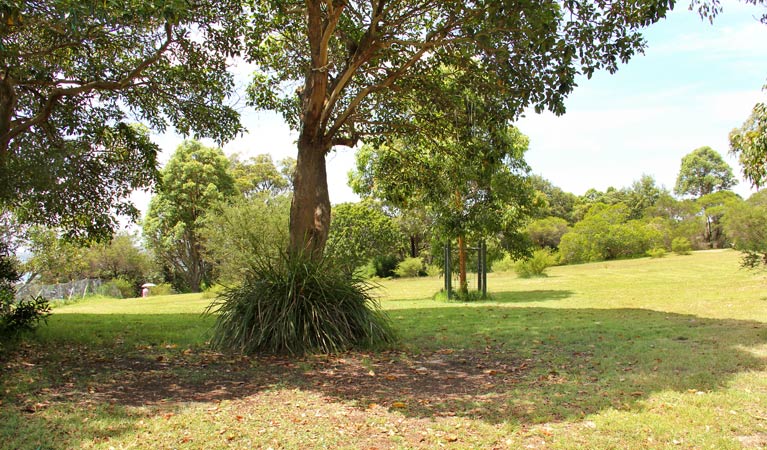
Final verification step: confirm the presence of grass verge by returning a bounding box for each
[1,249,766,449]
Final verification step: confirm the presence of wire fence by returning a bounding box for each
[15,278,107,301]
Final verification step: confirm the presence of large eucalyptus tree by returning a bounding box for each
[245,0,675,257]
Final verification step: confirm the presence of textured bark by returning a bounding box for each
[289,137,331,257]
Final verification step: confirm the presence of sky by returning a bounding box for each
[137,1,767,219]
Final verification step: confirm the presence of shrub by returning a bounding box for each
[525,216,570,249]
[491,254,516,272]
[671,237,693,255]
[0,295,51,336]
[207,252,396,355]
[354,260,377,279]
[149,283,176,296]
[646,247,667,258]
[98,277,136,298]
[394,257,423,278]
[559,203,664,263]
[515,249,556,278]
[372,255,398,278]
[425,264,442,277]
[1,248,51,337]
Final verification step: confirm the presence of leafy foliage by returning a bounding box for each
[671,237,693,255]
[207,252,396,355]
[1,239,51,337]
[528,175,579,224]
[200,194,290,284]
[491,254,516,273]
[514,249,557,278]
[525,216,570,249]
[144,141,238,292]
[23,226,88,283]
[0,0,244,240]
[696,190,740,249]
[646,247,667,258]
[245,0,674,255]
[85,233,154,294]
[394,257,424,278]
[723,190,767,268]
[730,100,767,187]
[674,146,737,198]
[0,295,51,337]
[559,203,664,264]
[229,154,294,198]
[326,201,403,275]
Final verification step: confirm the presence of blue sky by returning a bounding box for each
[143,1,767,214]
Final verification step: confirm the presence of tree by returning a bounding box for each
[525,216,570,249]
[730,99,767,187]
[674,146,737,198]
[143,141,238,292]
[326,201,403,274]
[23,226,88,284]
[723,190,767,268]
[558,203,664,263]
[245,0,674,257]
[85,233,154,293]
[200,194,291,284]
[351,113,533,293]
[696,190,740,249]
[0,0,244,240]
[528,175,578,224]
[229,153,293,198]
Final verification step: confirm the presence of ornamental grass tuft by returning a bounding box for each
[206,251,396,355]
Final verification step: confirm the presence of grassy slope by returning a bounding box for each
[2,250,766,449]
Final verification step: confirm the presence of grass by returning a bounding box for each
[2,249,767,449]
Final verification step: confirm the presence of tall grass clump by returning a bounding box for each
[207,252,396,355]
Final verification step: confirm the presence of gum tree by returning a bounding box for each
[245,0,675,257]
[0,0,244,240]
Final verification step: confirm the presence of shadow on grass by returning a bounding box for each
[1,306,766,447]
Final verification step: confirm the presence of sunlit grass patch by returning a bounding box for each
[1,249,766,449]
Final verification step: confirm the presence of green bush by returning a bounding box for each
[646,247,667,258]
[207,252,396,355]
[0,246,51,337]
[98,277,136,298]
[671,237,693,255]
[1,295,51,336]
[353,260,377,279]
[149,283,176,296]
[559,203,664,263]
[372,255,398,278]
[491,254,516,272]
[515,249,556,278]
[425,264,442,277]
[394,257,423,278]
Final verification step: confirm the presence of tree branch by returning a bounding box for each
[1,23,175,148]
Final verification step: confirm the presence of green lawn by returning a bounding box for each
[2,249,767,449]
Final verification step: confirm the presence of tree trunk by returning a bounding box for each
[289,137,331,258]
[457,235,468,292]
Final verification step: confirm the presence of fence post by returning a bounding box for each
[444,242,452,300]
[481,240,487,298]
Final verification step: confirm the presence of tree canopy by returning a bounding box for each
[245,0,675,256]
[143,141,238,292]
[0,0,244,239]
[674,146,737,198]
[730,100,767,188]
